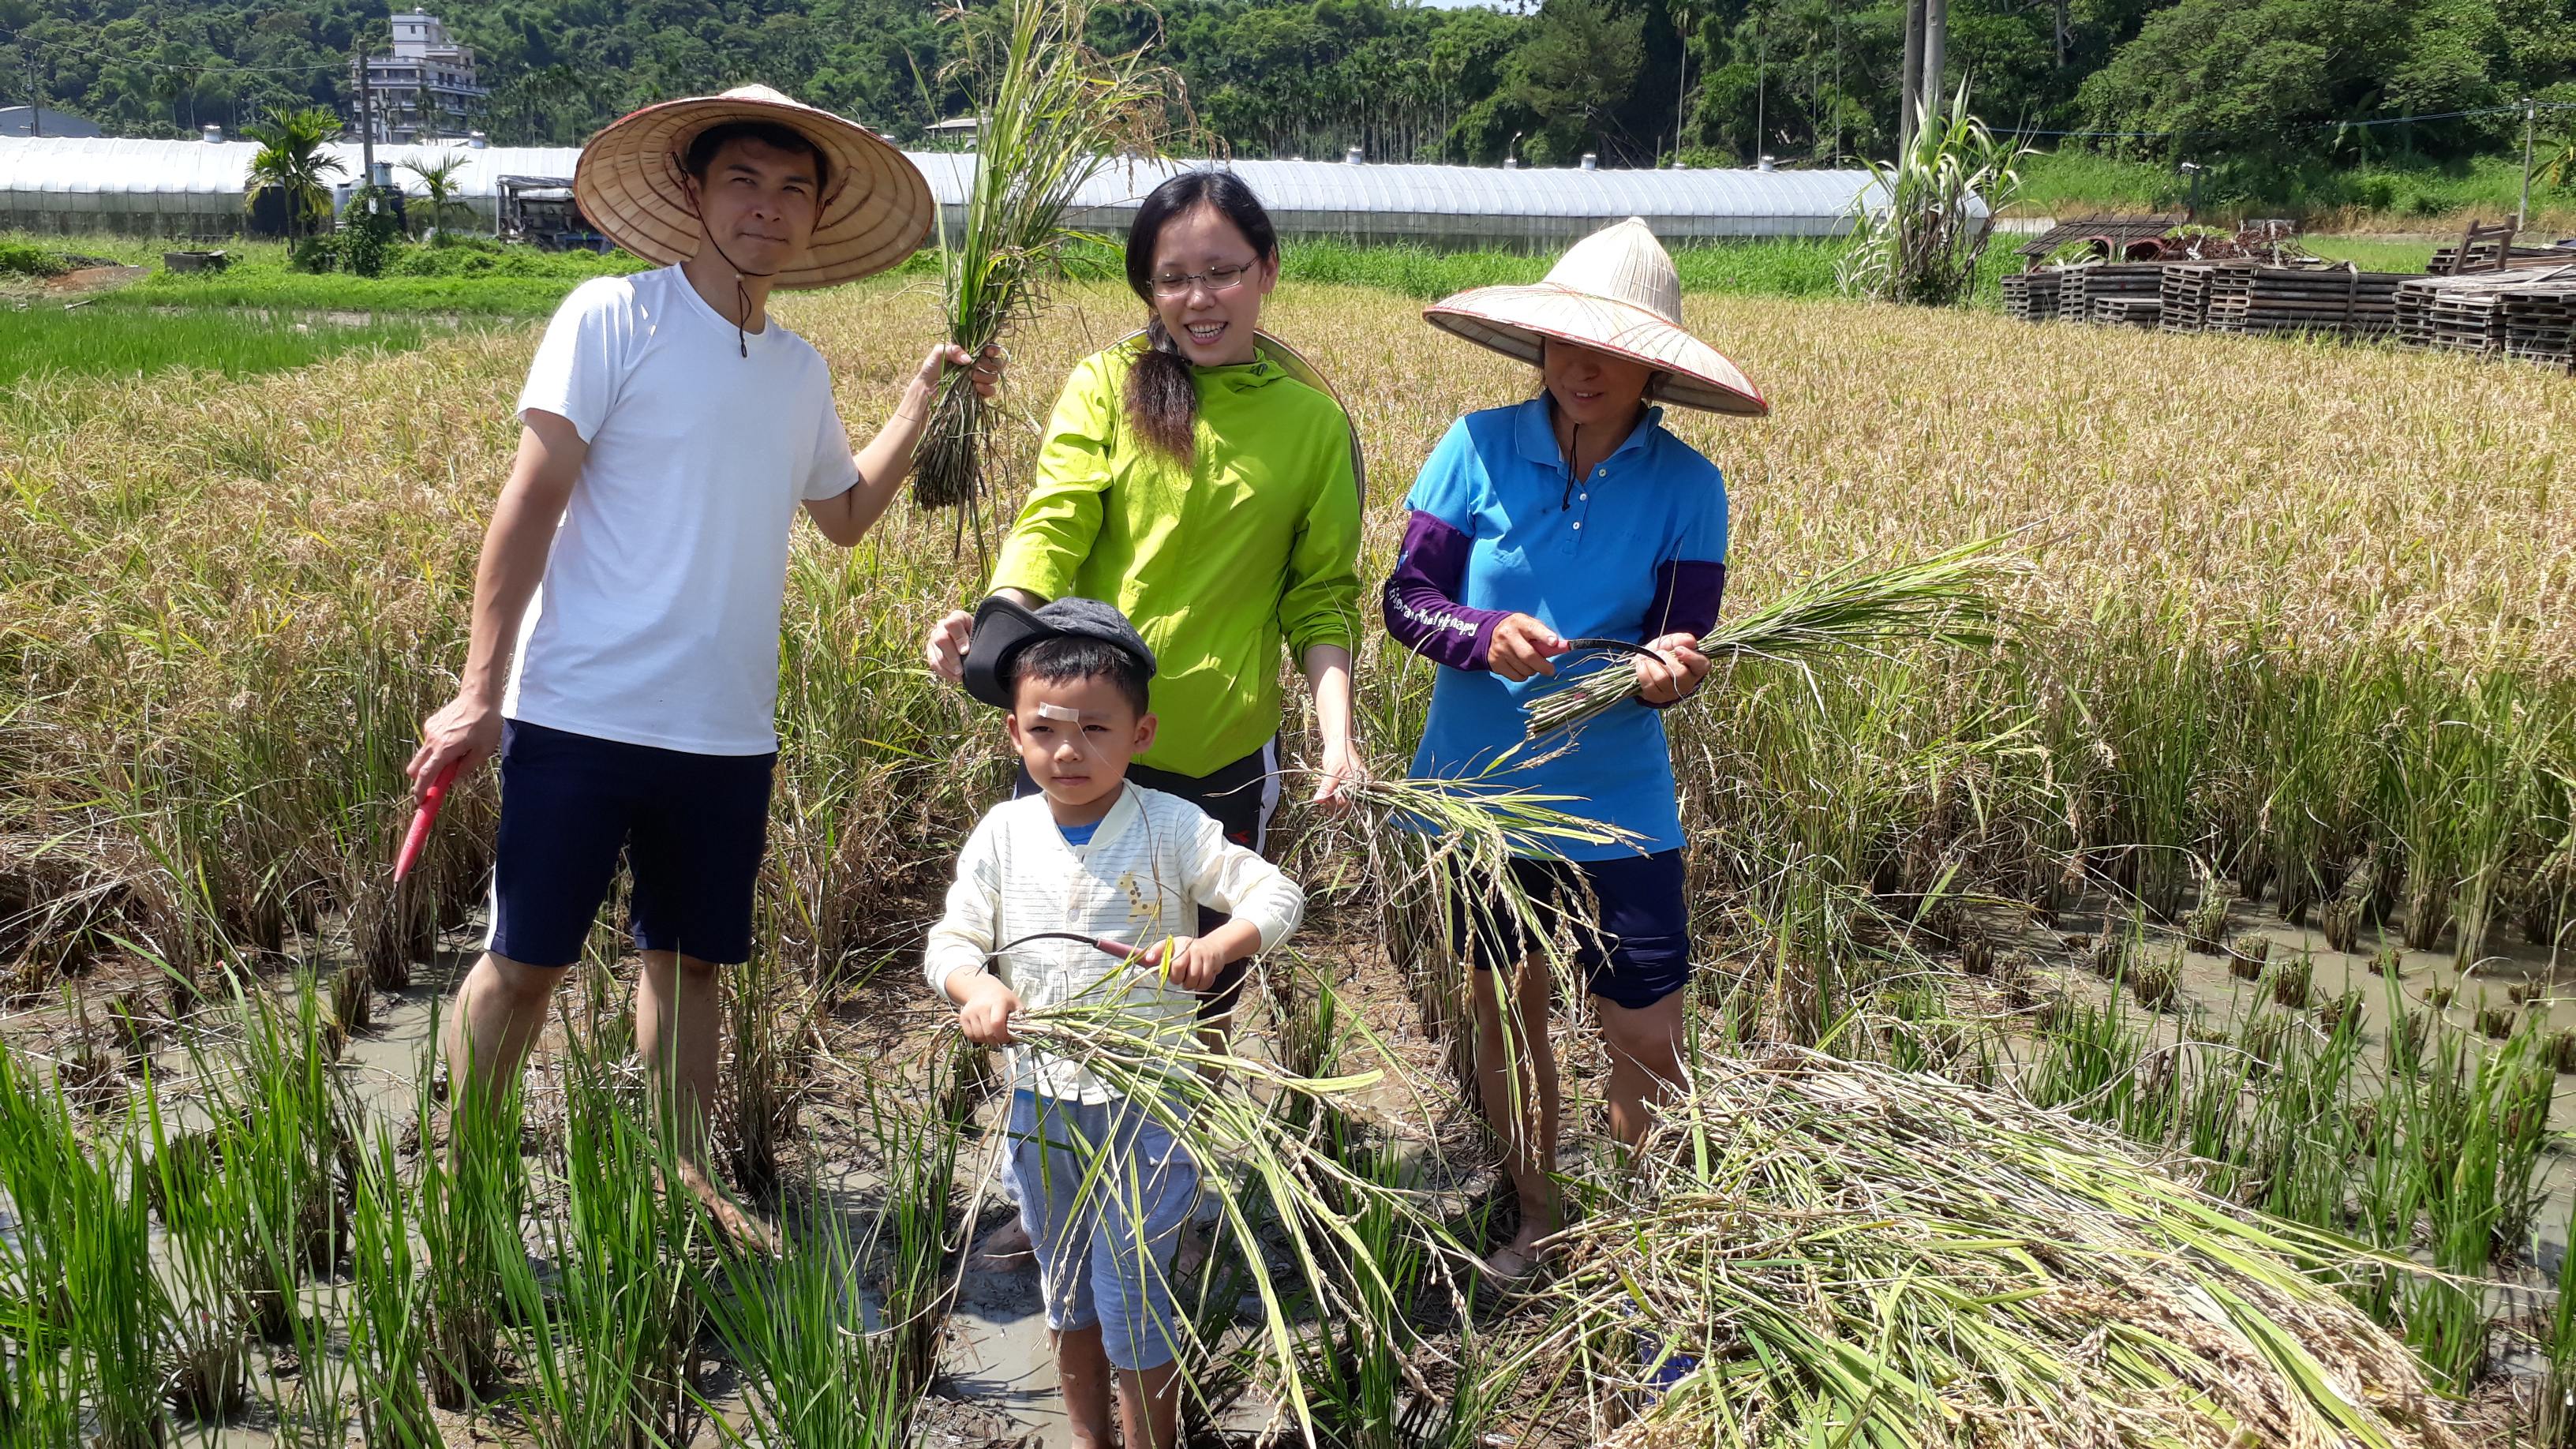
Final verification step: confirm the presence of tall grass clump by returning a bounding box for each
[908,0,1170,519]
[1839,83,2027,305]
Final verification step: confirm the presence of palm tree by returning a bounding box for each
[400,152,472,242]
[243,107,346,244]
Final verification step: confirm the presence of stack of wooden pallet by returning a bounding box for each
[2001,271,2062,322]
[2201,266,2406,338]
[2156,264,2244,333]
[2501,283,2576,369]
[2062,264,2164,324]
[2395,267,2576,356]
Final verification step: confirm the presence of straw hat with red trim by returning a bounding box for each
[1424,216,1768,416]
[573,84,934,289]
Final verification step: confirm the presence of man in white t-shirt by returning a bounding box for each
[403,86,994,1244]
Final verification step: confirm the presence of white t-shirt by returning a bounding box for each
[505,267,861,755]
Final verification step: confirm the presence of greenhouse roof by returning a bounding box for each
[1,136,1886,242]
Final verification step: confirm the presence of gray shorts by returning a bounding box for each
[1007,1089,1199,1371]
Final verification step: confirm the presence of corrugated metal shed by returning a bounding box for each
[2,134,1882,248]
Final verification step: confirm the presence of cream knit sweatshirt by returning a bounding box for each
[924,784,1304,1103]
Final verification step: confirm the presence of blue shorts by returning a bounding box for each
[1007,1090,1198,1372]
[1446,850,1692,1009]
[488,719,775,968]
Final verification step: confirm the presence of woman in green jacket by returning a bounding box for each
[927,170,1365,860]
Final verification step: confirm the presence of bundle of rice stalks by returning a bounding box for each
[1533,1050,2465,1449]
[977,983,1473,1437]
[908,0,1170,522]
[1522,534,2016,741]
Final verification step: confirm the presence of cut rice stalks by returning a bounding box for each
[1522,532,2020,740]
[1530,1049,2465,1449]
[909,0,1171,526]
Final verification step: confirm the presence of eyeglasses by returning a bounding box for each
[1150,262,1257,299]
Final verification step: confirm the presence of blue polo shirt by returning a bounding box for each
[1402,398,1728,860]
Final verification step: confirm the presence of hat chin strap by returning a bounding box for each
[686,182,780,360]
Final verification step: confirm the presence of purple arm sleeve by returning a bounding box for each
[1383,509,1509,672]
[1640,559,1727,710]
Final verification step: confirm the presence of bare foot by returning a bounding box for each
[1481,1219,1554,1285]
[970,1214,1033,1269]
[677,1159,781,1256]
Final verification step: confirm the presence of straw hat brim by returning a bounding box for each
[1425,283,1769,417]
[574,92,934,289]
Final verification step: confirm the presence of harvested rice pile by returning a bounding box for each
[1544,1050,2465,1449]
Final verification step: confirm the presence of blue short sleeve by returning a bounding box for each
[1681,466,1729,564]
[1402,417,1484,530]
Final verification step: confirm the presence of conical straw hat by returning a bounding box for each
[1424,217,1767,416]
[574,84,934,289]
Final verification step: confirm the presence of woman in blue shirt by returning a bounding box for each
[1383,217,1767,1279]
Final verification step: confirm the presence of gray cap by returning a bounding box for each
[960,594,1157,709]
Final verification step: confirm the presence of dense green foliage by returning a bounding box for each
[6,0,2571,193]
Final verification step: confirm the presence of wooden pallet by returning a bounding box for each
[2001,271,2062,323]
[2094,297,2162,328]
[2203,266,2404,338]
[2063,264,2163,324]
[2396,266,2576,354]
[2158,264,2226,332]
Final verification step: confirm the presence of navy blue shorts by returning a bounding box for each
[489,720,775,968]
[1447,850,1691,1009]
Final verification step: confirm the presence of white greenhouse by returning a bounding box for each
[0,133,1885,250]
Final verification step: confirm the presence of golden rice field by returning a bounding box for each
[4,277,2575,1443]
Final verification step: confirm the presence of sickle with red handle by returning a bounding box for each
[393,758,462,884]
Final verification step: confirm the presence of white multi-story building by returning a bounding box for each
[353,12,489,144]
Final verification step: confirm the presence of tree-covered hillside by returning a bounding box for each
[5,0,2573,201]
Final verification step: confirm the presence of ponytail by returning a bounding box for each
[1126,316,1200,464]
[1121,169,1279,467]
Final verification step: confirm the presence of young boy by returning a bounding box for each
[924,597,1303,1449]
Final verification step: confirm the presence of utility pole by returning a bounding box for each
[1900,0,1924,155]
[1754,19,1765,163]
[355,36,376,186]
[2520,97,2537,230]
[1673,2,1688,165]
[1921,0,1947,127]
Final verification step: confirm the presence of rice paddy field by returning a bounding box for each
[4,264,2576,1445]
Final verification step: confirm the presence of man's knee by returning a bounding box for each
[1599,999,1686,1068]
[642,949,721,986]
[477,952,571,1008]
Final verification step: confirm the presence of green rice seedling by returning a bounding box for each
[219,973,355,1342]
[58,1125,167,1448]
[414,1020,520,1410]
[910,0,1170,521]
[140,1074,249,1421]
[1529,1050,2456,1447]
[500,1028,707,1449]
[2227,932,2271,981]
[346,1125,439,1447]
[860,1040,972,1400]
[695,1196,927,1447]
[2240,1010,2295,1076]
[1522,533,2015,741]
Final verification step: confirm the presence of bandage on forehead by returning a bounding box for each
[1035,702,1082,722]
